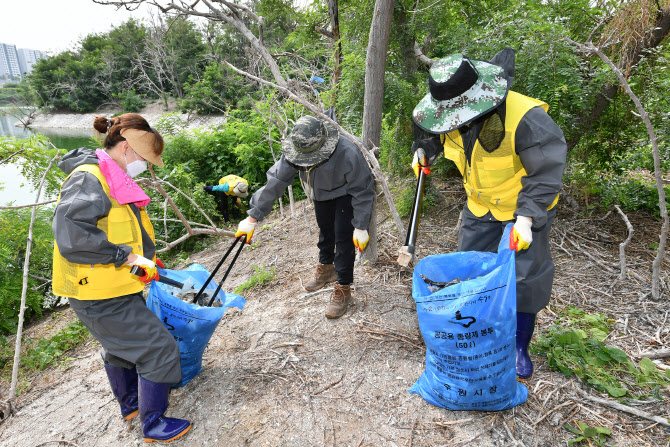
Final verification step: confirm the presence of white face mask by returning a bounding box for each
[124,149,147,178]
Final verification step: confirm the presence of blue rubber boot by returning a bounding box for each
[516,312,536,381]
[139,375,191,443]
[104,364,139,420]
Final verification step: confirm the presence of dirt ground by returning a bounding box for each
[1,178,669,447]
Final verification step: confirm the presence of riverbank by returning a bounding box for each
[20,102,227,130]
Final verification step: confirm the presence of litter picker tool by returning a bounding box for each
[397,168,426,267]
[130,265,186,289]
[193,235,246,307]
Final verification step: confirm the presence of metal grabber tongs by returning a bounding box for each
[192,235,247,307]
[397,124,429,267]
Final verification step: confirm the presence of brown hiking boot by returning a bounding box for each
[325,284,352,319]
[303,263,337,292]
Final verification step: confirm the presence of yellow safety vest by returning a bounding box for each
[442,91,559,222]
[52,164,156,300]
[219,174,248,197]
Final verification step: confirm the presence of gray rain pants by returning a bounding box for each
[458,206,557,314]
[69,292,181,383]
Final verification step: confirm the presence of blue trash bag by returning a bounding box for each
[408,224,528,411]
[146,263,246,387]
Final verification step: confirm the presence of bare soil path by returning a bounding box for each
[1,178,669,446]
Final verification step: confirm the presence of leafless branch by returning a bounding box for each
[614,205,635,280]
[9,149,61,402]
[0,200,57,210]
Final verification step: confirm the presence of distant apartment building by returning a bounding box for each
[0,43,46,84]
[18,48,46,76]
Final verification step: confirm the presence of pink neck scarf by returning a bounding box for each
[96,149,151,207]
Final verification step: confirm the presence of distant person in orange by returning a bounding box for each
[51,113,191,443]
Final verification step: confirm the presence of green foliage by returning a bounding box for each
[0,206,55,334]
[234,264,276,295]
[22,321,90,371]
[0,321,90,373]
[160,109,293,198]
[0,135,66,198]
[113,88,145,113]
[0,83,23,105]
[181,63,254,114]
[394,178,439,218]
[565,421,612,446]
[565,157,670,214]
[142,163,219,255]
[533,306,670,398]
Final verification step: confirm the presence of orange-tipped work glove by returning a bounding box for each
[127,255,159,283]
[509,216,533,252]
[353,228,370,252]
[236,217,257,244]
[410,136,442,177]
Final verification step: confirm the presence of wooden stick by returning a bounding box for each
[614,205,634,280]
[577,388,670,427]
[635,348,670,360]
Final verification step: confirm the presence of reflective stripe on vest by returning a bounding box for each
[52,164,155,300]
[441,91,559,221]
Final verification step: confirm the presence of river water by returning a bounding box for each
[0,112,96,206]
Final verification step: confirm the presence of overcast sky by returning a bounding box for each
[0,0,155,54]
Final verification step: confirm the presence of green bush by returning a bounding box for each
[114,88,145,113]
[0,207,55,334]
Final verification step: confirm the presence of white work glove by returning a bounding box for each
[126,255,158,283]
[353,228,370,252]
[510,216,533,252]
[236,217,257,244]
[126,254,155,269]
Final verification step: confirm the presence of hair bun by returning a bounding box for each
[93,116,111,134]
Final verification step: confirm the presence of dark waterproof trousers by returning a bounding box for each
[313,195,356,285]
[69,292,181,383]
[458,205,557,314]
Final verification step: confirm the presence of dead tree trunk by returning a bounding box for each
[360,0,395,265]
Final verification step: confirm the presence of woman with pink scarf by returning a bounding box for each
[51,113,191,443]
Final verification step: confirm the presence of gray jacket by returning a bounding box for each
[514,107,567,228]
[248,136,375,230]
[52,148,155,267]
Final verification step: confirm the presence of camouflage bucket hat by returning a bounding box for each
[282,116,339,167]
[412,54,510,134]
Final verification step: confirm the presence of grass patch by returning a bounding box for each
[234,264,276,294]
[1,320,91,378]
[532,306,670,398]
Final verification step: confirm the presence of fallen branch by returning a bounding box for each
[576,388,670,427]
[311,374,344,396]
[635,348,670,360]
[356,327,424,349]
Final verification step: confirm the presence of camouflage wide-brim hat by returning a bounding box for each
[282,116,339,167]
[413,54,510,134]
